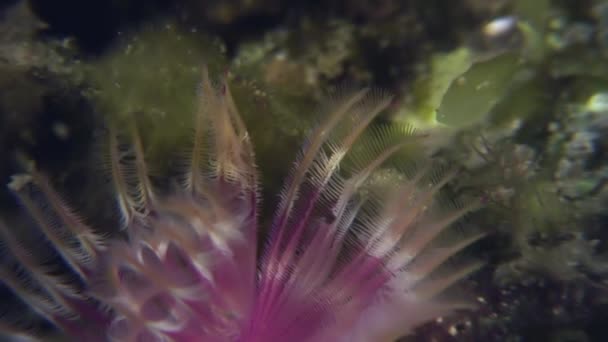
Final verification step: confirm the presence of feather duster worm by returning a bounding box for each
[0,68,483,342]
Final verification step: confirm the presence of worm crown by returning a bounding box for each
[0,68,482,342]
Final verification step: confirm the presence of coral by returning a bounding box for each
[0,68,483,341]
[0,1,100,221]
[0,1,62,72]
[551,92,608,210]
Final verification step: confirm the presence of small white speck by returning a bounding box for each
[586,92,608,112]
[275,51,287,60]
[449,325,458,336]
[483,16,517,37]
[52,122,70,140]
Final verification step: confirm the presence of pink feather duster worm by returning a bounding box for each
[0,68,483,342]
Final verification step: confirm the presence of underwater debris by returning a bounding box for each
[0,68,483,341]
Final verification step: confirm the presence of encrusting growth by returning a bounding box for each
[0,67,483,341]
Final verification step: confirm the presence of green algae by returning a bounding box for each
[407,47,473,128]
[397,0,556,131]
[436,52,525,128]
[403,48,531,130]
[84,22,316,195]
[85,23,226,168]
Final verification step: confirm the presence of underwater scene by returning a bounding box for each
[0,0,607,341]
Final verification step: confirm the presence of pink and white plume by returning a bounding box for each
[0,67,483,342]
